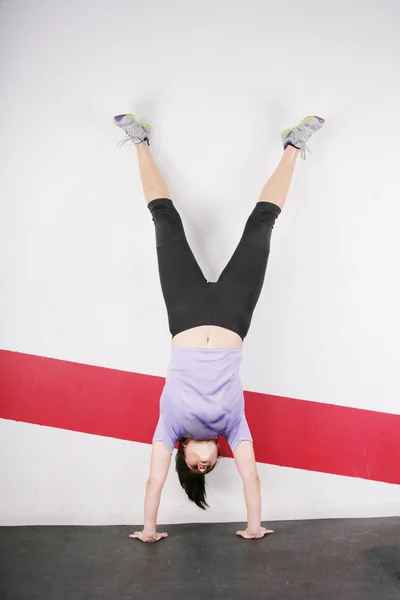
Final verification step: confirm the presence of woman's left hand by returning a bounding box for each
[236,527,274,539]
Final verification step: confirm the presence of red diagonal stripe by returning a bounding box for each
[0,349,399,484]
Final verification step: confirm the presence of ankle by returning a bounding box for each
[284,142,300,153]
[136,141,150,153]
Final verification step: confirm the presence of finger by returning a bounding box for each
[129,532,142,538]
[236,530,245,536]
[160,532,169,538]
[258,530,274,538]
[263,530,274,535]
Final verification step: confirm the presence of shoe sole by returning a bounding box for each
[280,115,325,136]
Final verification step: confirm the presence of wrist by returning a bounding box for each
[246,522,261,534]
[246,527,261,537]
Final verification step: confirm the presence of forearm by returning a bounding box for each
[243,475,261,533]
[143,480,163,534]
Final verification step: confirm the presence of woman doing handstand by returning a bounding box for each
[113,111,325,542]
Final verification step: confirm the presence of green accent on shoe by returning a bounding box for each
[280,115,325,159]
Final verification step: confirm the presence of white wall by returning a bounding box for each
[2,419,400,526]
[1,0,400,525]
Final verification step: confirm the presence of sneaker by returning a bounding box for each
[113,114,152,146]
[281,116,325,159]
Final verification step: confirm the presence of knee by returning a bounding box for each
[147,198,175,218]
[255,202,281,220]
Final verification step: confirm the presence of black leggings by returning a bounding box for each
[148,199,281,340]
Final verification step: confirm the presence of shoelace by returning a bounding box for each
[117,134,150,148]
[117,135,135,148]
[300,143,311,160]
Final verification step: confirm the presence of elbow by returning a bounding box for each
[243,472,260,486]
[146,477,164,490]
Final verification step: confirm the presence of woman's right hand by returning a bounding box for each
[129,530,168,543]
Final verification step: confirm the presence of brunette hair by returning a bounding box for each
[175,438,218,510]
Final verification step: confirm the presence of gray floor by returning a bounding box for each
[1,517,399,600]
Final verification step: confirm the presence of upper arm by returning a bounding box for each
[225,415,253,454]
[233,441,258,482]
[148,441,172,487]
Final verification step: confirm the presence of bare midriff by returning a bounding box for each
[172,325,243,349]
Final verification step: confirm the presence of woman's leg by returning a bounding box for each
[133,143,209,337]
[257,145,300,208]
[136,142,171,204]
[214,147,300,339]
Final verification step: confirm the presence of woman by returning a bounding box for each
[113,112,325,542]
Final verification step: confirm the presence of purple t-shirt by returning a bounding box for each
[153,347,252,453]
